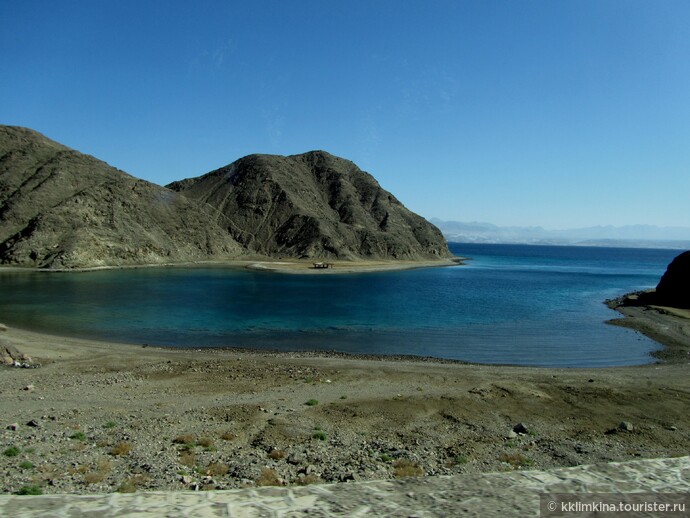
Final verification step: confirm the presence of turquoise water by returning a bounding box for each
[0,244,680,367]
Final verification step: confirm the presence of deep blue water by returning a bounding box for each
[0,244,680,367]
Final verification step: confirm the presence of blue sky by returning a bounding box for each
[2,1,689,230]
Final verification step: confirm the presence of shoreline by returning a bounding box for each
[605,297,690,364]
[0,257,463,275]
[1,303,688,495]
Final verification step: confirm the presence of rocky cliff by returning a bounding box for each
[168,151,451,260]
[649,251,690,309]
[0,126,244,268]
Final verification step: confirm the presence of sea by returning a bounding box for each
[0,243,681,367]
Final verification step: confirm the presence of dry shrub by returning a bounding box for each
[296,474,321,486]
[129,474,149,486]
[110,442,132,456]
[117,473,150,493]
[197,437,214,448]
[220,431,237,441]
[68,465,89,475]
[84,458,112,484]
[268,449,286,460]
[393,459,423,478]
[97,458,112,472]
[179,451,196,467]
[173,434,196,445]
[84,471,106,484]
[206,462,229,476]
[256,468,282,487]
[117,482,136,493]
[498,453,531,468]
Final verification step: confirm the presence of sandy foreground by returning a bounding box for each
[0,301,688,494]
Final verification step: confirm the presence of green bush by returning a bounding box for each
[3,446,20,457]
[16,485,43,495]
[305,399,319,406]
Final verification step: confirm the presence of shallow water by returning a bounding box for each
[0,244,679,367]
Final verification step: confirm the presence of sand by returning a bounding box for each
[0,297,688,494]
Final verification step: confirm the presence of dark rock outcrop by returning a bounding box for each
[644,251,690,309]
[0,126,244,268]
[168,151,451,260]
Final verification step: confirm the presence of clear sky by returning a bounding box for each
[2,1,689,229]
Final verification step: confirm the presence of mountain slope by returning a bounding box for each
[0,126,244,268]
[168,151,451,260]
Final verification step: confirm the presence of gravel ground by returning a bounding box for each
[1,305,688,495]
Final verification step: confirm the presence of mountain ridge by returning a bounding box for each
[432,218,690,249]
[0,126,449,268]
[168,150,451,260]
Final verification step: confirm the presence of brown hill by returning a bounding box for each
[168,151,451,260]
[0,126,244,268]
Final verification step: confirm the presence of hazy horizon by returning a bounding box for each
[2,1,689,229]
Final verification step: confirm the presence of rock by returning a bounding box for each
[653,251,690,308]
[0,323,7,332]
[637,251,690,309]
[26,419,40,427]
[1,339,28,366]
[7,423,19,431]
[574,444,590,454]
[618,421,634,432]
[23,384,35,391]
[287,452,305,465]
[338,472,357,482]
[513,422,529,434]
[506,430,518,439]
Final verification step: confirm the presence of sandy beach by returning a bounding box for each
[1,300,688,495]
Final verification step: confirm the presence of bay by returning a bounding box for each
[0,243,680,367]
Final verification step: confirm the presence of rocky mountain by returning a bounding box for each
[640,251,690,309]
[0,127,450,268]
[0,126,244,268]
[168,151,451,260]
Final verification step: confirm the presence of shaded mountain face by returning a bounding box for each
[0,126,244,268]
[168,151,451,260]
[652,251,690,309]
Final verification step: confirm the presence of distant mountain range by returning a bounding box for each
[431,219,690,250]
